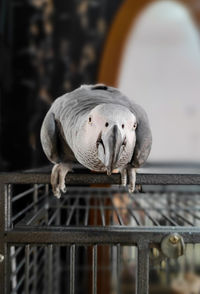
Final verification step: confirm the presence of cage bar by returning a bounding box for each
[1,168,200,294]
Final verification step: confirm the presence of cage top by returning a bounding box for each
[1,163,200,185]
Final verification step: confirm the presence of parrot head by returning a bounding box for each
[83,104,137,174]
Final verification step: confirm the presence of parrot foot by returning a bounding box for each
[51,163,72,198]
[120,167,137,193]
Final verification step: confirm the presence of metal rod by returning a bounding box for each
[92,245,97,294]
[70,244,75,294]
[25,245,30,294]
[116,244,121,294]
[131,195,160,226]
[47,245,53,294]
[45,184,49,196]
[66,198,79,226]
[33,184,39,206]
[127,207,142,226]
[6,184,12,230]
[175,213,194,226]
[144,195,179,226]
[27,207,46,226]
[12,185,43,202]
[46,197,65,226]
[84,196,90,226]
[0,181,5,293]
[109,193,124,225]
[6,245,11,294]
[98,192,106,226]
[136,242,149,294]
[2,170,200,185]
[10,246,17,291]
[6,226,200,244]
[54,246,60,294]
[16,206,46,227]
[11,273,25,292]
[12,194,47,222]
[10,246,23,258]
[48,208,59,226]
[10,255,25,278]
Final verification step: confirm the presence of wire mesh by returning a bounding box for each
[8,244,138,294]
[9,185,200,228]
[8,243,200,294]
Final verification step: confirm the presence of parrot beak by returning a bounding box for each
[97,125,125,175]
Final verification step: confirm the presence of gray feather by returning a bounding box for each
[41,84,152,168]
[40,111,75,164]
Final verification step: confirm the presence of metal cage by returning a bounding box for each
[1,166,200,294]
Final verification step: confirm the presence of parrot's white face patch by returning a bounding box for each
[76,104,137,173]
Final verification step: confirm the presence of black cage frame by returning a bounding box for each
[1,166,200,294]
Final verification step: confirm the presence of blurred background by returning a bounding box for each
[0,0,200,171]
[0,0,123,171]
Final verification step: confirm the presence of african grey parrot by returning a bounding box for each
[40,84,152,198]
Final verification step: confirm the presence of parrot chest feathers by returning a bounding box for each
[75,145,106,171]
[75,143,133,172]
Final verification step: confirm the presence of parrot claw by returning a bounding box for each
[61,185,67,193]
[120,166,137,193]
[51,163,71,198]
[54,188,61,199]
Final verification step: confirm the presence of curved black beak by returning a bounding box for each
[97,125,125,175]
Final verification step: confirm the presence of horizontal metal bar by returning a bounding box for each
[1,171,200,185]
[5,226,200,244]
[47,204,200,212]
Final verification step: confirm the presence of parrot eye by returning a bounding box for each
[133,122,137,130]
[105,122,109,127]
[89,117,92,123]
[122,124,124,129]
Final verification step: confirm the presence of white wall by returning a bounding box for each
[118,0,200,162]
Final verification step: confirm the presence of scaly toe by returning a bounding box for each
[61,185,67,193]
[127,167,136,194]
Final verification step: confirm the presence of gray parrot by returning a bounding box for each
[40,84,152,198]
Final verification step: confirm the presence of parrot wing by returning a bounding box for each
[129,102,152,168]
[40,110,75,164]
